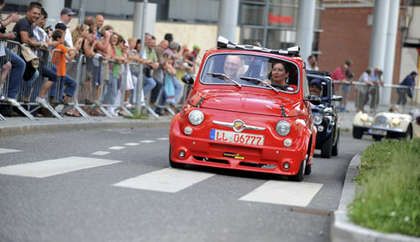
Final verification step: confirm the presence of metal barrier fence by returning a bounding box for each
[2,44,419,122]
[333,81,420,113]
[0,40,36,120]
[0,40,192,121]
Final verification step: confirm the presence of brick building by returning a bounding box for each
[318,4,403,84]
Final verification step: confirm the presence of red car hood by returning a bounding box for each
[189,90,304,117]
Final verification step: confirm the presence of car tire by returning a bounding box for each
[352,127,363,139]
[403,125,413,140]
[304,163,312,175]
[332,129,339,156]
[320,135,333,158]
[290,160,305,182]
[372,135,383,141]
[169,146,184,169]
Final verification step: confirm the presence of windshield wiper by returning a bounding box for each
[239,76,280,93]
[206,72,242,87]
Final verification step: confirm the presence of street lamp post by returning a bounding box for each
[79,0,87,25]
[135,0,148,113]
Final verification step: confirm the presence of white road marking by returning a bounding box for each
[239,181,323,207]
[109,146,125,150]
[156,137,168,141]
[0,148,21,154]
[91,151,110,156]
[140,140,155,144]
[0,156,121,178]
[114,168,214,193]
[124,143,139,146]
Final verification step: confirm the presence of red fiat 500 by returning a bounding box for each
[169,38,317,181]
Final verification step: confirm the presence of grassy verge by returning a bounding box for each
[126,109,149,120]
[349,138,420,237]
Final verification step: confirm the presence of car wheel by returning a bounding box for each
[304,163,312,175]
[290,160,305,182]
[169,146,184,169]
[403,125,413,140]
[320,135,333,158]
[352,127,363,139]
[372,135,383,141]
[332,129,339,156]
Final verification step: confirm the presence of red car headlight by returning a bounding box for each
[276,120,291,136]
[188,110,204,126]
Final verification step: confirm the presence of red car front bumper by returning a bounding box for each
[169,115,311,176]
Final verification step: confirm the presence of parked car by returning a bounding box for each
[306,71,342,158]
[352,108,414,141]
[169,37,317,181]
[409,109,420,137]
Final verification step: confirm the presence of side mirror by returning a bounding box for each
[332,95,343,102]
[304,95,321,102]
[182,74,195,85]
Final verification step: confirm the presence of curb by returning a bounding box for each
[330,154,420,242]
[0,118,172,137]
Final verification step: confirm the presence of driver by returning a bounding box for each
[309,78,322,96]
[223,55,242,80]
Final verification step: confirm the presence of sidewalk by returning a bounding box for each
[0,116,172,137]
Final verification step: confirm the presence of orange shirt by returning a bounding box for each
[52,44,67,77]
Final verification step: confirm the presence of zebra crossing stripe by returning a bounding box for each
[0,156,121,178]
[113,168,214,193]
[140,140,155,144]
[239,181,323,207]
[0,148,21,154]
[109,146,125,150]
[124,143,140,146]
[92,151,110,156]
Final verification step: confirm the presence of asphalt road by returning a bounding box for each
[0,127,370,242]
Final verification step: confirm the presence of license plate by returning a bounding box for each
[210,129,264,146]
[369,129,386,136]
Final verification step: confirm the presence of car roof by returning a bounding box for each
[306,70,331,77]
[307,72,332,84]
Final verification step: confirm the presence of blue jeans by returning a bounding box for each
[157,76,183,106]
[102,74,118,105]
[6,49,26,98]
[173,77,183,104]
[40,65,58,83]
[49,66,77,101]
[143,76,157,99]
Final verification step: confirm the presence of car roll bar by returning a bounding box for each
[216,36,300,57]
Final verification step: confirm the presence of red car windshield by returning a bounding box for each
[200,53,300,93]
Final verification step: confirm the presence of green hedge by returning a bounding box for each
[349,139,420,237]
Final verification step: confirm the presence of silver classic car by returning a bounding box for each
[353,109,415,141]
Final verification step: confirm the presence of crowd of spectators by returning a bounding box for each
[0,1,201,117]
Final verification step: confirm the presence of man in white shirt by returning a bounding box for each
[33,8,48,43]
[306,55,319,71]
[356,68,372,112]
[58,8,75,48]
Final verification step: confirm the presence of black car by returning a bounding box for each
[306,71,342,158]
